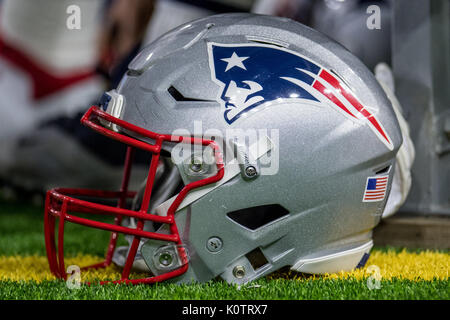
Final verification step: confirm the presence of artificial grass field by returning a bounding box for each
[0,202,448,300]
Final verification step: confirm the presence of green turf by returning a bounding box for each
[0,278,448,300]
[1,201,449,300]
[0,202,126,256]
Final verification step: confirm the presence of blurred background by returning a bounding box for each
[0,0,448,249]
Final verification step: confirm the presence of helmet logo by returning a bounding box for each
[207,42,393,150]
[223,80,264,121]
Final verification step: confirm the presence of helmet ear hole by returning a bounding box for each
[226,204,289,230]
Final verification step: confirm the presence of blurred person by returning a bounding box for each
[0,0,152,199]
[98,0,156,88]
[0,0,103,146]
[0,0,219,200]
[85,0,248,92]
[0,0,105,193]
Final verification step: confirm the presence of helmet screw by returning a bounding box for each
[206,237,223,252]
[158,251,174,267]
[189,157,203,173]
[245,166,257,177]
[233,266,246,279]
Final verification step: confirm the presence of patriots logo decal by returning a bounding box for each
[207,42,393,150]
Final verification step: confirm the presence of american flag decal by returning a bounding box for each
[363,176,389,202]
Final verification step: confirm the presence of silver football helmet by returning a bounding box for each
[44,13,402,285]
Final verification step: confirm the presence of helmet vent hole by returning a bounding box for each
[168,86,215,102]
[168,86,192,101]
[227,204,289,230]
[246,248,269,271]
[126,69,142,77]
[374,165,391,175]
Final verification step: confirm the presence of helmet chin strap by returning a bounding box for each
[112,243,152,272]
[112,158,181,272]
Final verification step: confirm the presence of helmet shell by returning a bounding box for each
[115,13,402,284]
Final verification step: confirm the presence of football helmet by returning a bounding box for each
[44,13,402,285]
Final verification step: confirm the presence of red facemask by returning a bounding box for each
[44,106,224,285]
